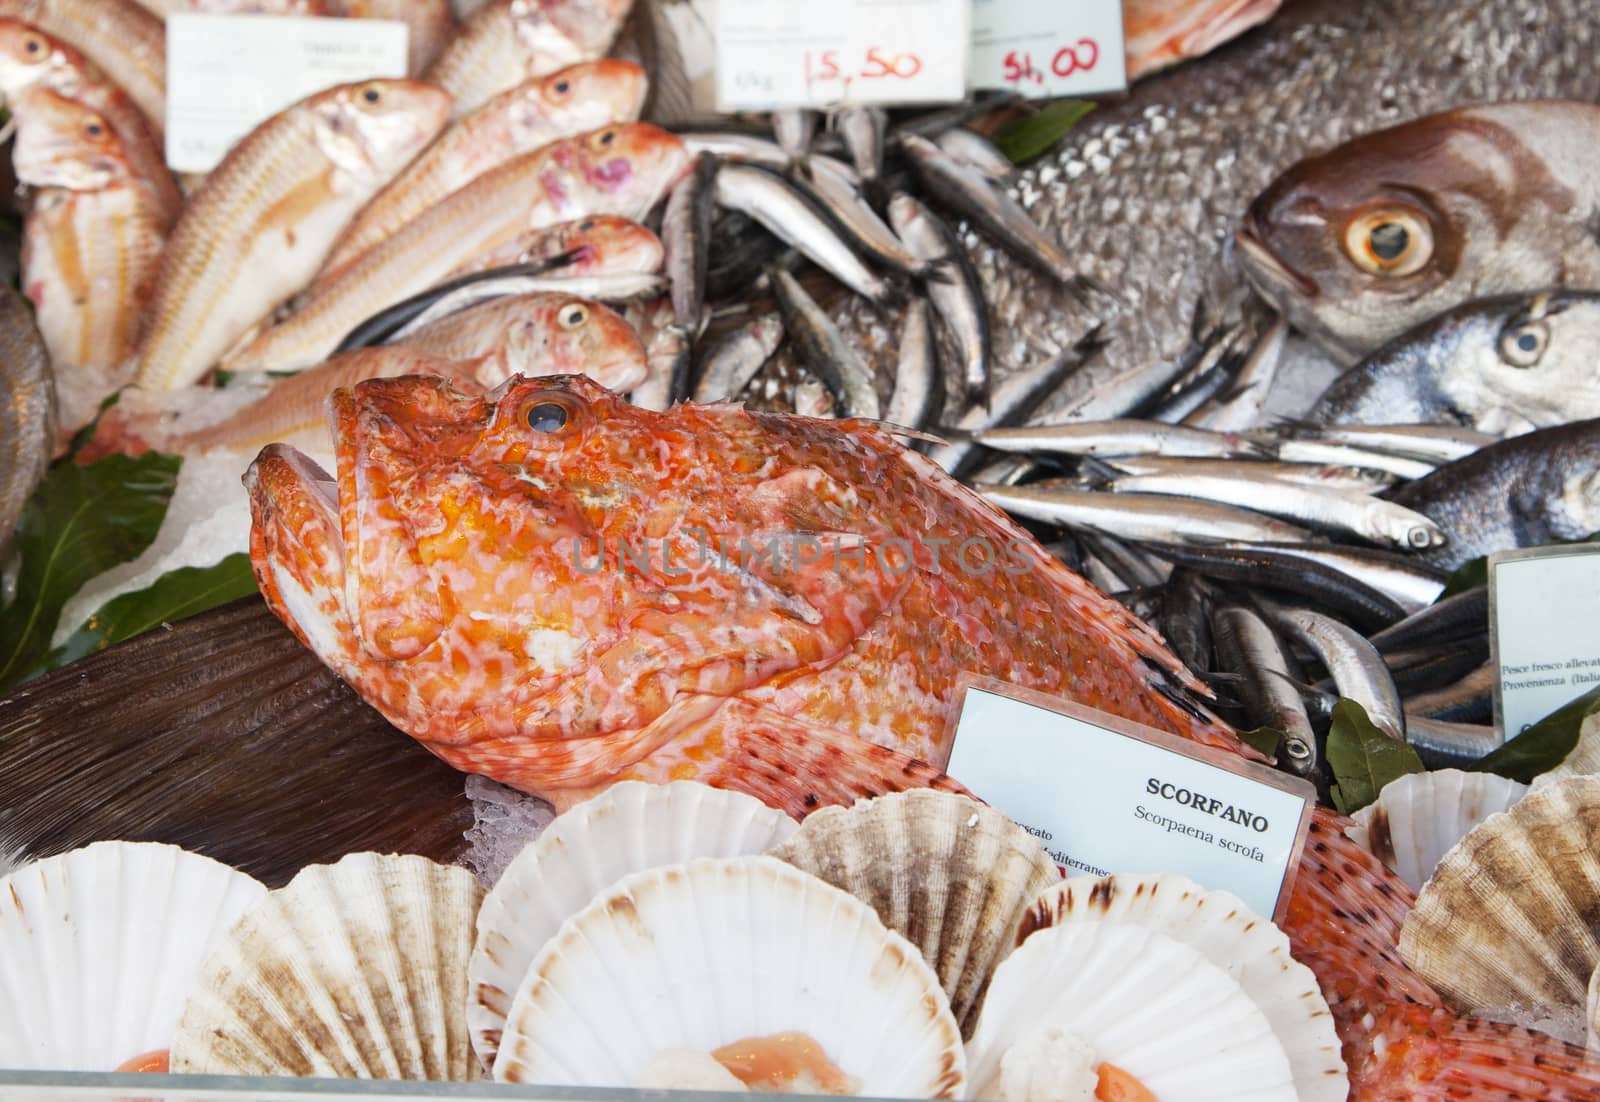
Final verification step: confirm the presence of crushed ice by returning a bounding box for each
[461,775,556,888]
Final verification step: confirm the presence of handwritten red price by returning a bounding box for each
[805,47,924,89]
[1000,38,1100,86]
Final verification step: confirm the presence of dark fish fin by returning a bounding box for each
[0,597,473,887]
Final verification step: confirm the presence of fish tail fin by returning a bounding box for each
[1355,1002,1600,1100]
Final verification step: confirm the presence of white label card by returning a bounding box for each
[945,680,1314,922]
[715,0,968,111]
[1490,543,1600,738]
[969,0,1127,98]
[166,14,409,174]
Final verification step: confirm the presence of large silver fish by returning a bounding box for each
[829,0,1600,422]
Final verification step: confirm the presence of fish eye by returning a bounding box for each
[1499,319,1549,368]
[591,129,616,148]
[1342,207,1433,278]
[84,120,103,138]
[558,304,588,329]
[578,219,595,231]
[525,401,570,432]
[362,86,382,104]
[24,35,42,54]
[553,79,570,94]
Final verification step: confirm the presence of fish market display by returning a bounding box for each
[132,79,452,391]
[1309,292,1600,434]
[246,373,1244,815]
[4,0,1600,1096]
[0,841,266,1071]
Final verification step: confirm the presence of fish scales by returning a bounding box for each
[827,0,1600,418]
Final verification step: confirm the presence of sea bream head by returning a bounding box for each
[1309,290,1600,436]
[1235,101,1600,364]
[246,374,1243,809]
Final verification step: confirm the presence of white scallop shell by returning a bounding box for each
[494,855,967,1098]
[469,780,797,1071]
[967,922,1296,1102]
[1017,874,1345,1102]
[0,840,266,1071]
[769,790,1059,1036]
[1348,769,1529,891]
[171,852,484,1079]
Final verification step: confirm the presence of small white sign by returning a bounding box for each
[945,680,1313,922]
[166,14,409,174]
[969,0,1126,98]
[715,0,968,111]
[1490,543,1600,738]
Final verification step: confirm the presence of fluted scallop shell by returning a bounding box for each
[1399,774,1600,1023]
[1534,707,1600,788]
[1348,769,1529,891]
[768,790,1059,1035]
[172,852,485,1079]
[469,781,797,1070]
[0,841,266,1071]
[495,855,967,1098]
[967,921,1296,1102]
[1016,873,1345,1102]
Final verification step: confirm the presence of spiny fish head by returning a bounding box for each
[248,374,912,765]
[313,79,453,183]
[494,296,648,392]
[516,59,648,131]
[1237,108,1560,365]
[9,87,127,190]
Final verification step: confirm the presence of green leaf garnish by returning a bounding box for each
[993,100,1096,166]
[1326,699,1425,814]
[1238,726,1282,758]
[49,553,258,670]
[0,452,180,690]
[1438,531,1600,600]
[1469,685,1600,784]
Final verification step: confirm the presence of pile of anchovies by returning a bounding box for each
[339,103,1582,792]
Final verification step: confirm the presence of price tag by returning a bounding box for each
[1490,543,1600,739]
[167,14,409,174]
[715,0,968,111]
[944,678,1313,923]
[969,0,1126,98]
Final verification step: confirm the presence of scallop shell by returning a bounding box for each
[1016,873,1345,1102]
[171,852,485,1079]
[494,855,967,1098]
[1347,769,1529,891]
[469,780,797,1070]
[0,841,266,1071]
[768,790,1059,1035]
[1399,774,1600,1022]
[966,921,1296,1102]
